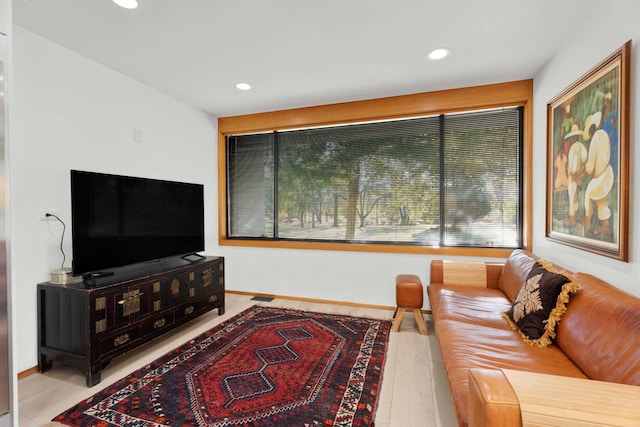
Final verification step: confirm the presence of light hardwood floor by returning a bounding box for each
[18,293,457,426]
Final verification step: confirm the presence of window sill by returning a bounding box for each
[219,236,522,258]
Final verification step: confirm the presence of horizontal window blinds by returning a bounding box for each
[226,107,522,248]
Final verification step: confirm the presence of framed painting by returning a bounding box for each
[546,41,631,261]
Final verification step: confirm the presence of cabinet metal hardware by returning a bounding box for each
[184,306,194,315]
[119,290,143,316]
[114,333,130,347]
[154,318,166,329]
[117,292,144,305]
[202,268,213,287]
[171,279,181,295]
[95,319,107,333]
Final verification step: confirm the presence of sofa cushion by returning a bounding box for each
[496,249,538,301]
[556,273,640,385]
[428,283,513,330]
[503,260,581,348]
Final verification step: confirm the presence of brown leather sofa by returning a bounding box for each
[427,249,640,427]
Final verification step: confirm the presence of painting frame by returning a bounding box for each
[546,41,631,261]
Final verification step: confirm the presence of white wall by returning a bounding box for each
[0,0,8,36]
[532,0,640,295]
[219,245,433,304]
[0,0,12,424]
[10,27,218,372]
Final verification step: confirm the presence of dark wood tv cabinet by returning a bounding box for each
[37,256,224,387]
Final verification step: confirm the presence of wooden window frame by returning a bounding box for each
[218,79,533,257]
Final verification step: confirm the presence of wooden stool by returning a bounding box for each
[392,274,427,335]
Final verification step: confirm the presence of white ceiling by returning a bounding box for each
[14,0,603,118]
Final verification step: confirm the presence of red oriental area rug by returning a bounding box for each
[53,305,391,426]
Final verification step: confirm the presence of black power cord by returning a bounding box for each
[46,213,66,270]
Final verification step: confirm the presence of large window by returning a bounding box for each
[227,107,522,248]
[219,80,532,255]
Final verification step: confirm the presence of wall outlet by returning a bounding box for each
[40,210,59,221]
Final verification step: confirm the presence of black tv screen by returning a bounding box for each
[71,170,204,275]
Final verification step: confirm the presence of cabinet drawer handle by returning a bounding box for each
[184,306,194,315]
[154,318,166,329]
[118,292,144,305]
[114,333,130,347]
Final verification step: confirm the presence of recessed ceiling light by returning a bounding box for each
[113,0,139,9]
[428,48,451,60]
[236,83,252,91]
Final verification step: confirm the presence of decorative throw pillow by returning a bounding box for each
[503,259,581,348]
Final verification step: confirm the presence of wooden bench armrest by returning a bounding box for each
[430,260,504,288]
[469,368,640,427]
[502,369,640,427]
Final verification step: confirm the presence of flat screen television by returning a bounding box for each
[71,170,205,275]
